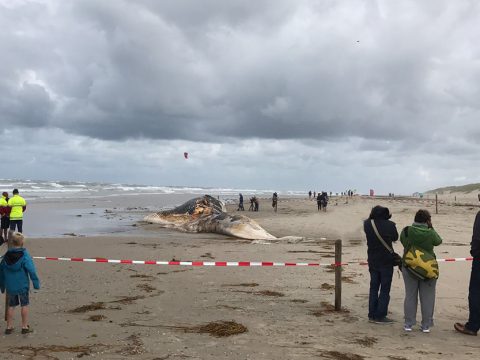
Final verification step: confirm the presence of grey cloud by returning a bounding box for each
[1,1,480,167]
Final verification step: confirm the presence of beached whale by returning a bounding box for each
[144,195,302,241]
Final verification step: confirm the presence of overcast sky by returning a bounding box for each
[1,0,479,194]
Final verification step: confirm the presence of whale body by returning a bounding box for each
[143,195,279,240]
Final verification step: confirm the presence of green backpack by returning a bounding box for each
[402,226,439,280]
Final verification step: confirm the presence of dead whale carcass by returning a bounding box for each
[143,195,278,240]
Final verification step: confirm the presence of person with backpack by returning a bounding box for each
[364,205,399,323]
[400,209,442,333]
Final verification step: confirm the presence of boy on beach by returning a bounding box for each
[0,232,40,334]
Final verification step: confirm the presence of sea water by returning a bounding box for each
[0,179,305,238]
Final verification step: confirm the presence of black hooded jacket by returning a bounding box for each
[471,212,480,258]
[364,207,399,268]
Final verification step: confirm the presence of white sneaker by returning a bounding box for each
[421,326,430,333]
[404,325,413,332]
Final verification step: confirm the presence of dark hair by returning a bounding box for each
[414,209,431,223]
[368,205,391,220]
[12,189,19,194]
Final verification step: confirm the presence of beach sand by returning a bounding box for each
[0,194,478,359]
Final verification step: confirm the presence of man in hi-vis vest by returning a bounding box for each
[7,189,26,234]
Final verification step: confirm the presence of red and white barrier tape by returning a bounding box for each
[31,256,475,267]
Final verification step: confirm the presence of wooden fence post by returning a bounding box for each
[435,194,438,214]
[335,239,342,311]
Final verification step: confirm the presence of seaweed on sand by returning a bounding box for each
[121,320,248,337]
[8,344,111,360]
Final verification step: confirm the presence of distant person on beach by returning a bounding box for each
[8,189,26,233]
[0,192,10,245]
[238,193,244,211]
[249,196,259,211]
[364,205,398,323]
[319,192,328,211]
[316,192,322,211]
[272,192,278,212]
[401,209,442,333]
[308,190,312,200]
[454,202,480,336]
[0,232,40,334]
[313,191,316,200]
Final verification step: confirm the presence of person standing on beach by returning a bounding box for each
[401,210,442,333]
[320,192,328,211]
[364,206,398,323]
[308,190,312,200]
[238,193,244,211]
[316,192,322,211]
[8,189,26,233]
[249,196,259,211]
[0,232,40,334]
[454,206,480,336]
[272,192,278,212]
[0,192,10,244]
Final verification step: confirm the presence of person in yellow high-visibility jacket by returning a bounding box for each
[7,189,26,234]
[0,192,10,244]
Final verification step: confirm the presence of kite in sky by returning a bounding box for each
[184,152,188,159]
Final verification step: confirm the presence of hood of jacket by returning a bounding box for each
[406,224,438,249]
[4,248,25,270]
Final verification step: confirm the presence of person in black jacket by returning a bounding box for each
[364,205,399,323]
[454,211,480,336]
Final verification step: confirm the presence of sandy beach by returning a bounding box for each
[0,193,479,359]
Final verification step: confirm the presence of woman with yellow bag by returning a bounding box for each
[400,209,442,333]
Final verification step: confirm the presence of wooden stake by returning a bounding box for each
[435,193,438,214]
[334,239,342,311]
[4,294,8,321]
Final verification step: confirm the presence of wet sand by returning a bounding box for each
[0,194,478,359]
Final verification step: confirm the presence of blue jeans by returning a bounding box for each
[466,259,480,332]
[369,266,394,320]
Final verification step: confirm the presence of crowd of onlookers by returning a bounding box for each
[364,203,479,336]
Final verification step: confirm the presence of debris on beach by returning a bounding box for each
[222,282,259,287]
[9,344,111,359]
[310,301,350,316]
[136,283,156,293]
[117,334,145,356]
[256,290,284,297]
[68,302,106,313]
[352,336,378,347]
[87,314,107,321]
[130,274,155,279]
[110,295,146,305]
[188,321,248,337]
[321,283,335,290]
[318,350,365,360]
[120,320,248,337]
